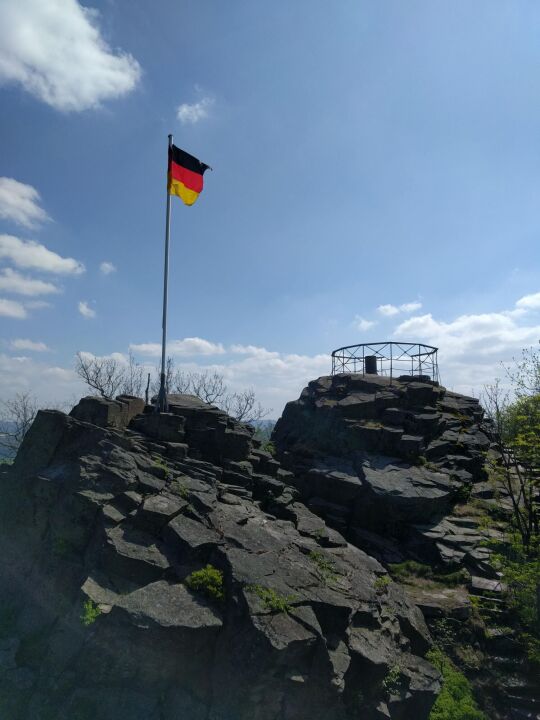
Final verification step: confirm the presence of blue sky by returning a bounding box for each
[1,0,540,416]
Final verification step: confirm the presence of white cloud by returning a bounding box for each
[99,261,116,275]
[0,268,59,295]
[0,235,84,274]
[377,301,422,317]
[0,353,84,406]
[78,300,95,318]
[0,178,49,228]
[10,338,49,352]
[515,291,540,311]
[131,337,225,357]
[0,297,27,318]
[393,299,540,394]
[0,0,141,112]
[399,301,422,313]
[377,304,400,316]
[353,316,376,332]
[177,96,214,124]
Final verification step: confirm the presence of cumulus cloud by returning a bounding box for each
[0,298,27,318]
[99,261,116,275]
[0,268,59,296]
[177,96,214,124]
[78,300,95,318]
[131,337,225,357]
[0,235,84,274]
[377,301,422,316]
[0,352,83,405]
[399,301,422,313]
[353,316,376,332]
[377,304,400,316]
[516,291,540,311]
[0,0,141,111]
[10,338,49,351]
[393,295,540,394]
[0,178,49,228]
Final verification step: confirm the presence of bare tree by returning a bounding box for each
[0,392,39,454]
[189,370,228,404]
[222,388,269,425]
[122,351,145,397]
[148,358,271,424]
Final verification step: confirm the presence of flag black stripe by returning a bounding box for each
[169,145,210,175]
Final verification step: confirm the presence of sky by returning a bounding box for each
[1,0,540,418]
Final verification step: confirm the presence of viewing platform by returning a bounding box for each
[331,341,440,383]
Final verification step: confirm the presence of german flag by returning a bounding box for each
[168,145,210,206]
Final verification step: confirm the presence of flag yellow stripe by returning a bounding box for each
[168,177,200,206]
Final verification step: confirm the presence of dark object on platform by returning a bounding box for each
[365,355,378,374]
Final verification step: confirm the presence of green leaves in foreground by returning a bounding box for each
[427,648,487,720]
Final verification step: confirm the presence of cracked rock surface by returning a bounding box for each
[0,393,439,720]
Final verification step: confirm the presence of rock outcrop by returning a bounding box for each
[273,374,493,571]
[0,394,440,720]
[273,374,540,719]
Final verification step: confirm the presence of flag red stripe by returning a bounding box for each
[169,161,204,193]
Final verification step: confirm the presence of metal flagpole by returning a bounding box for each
[156,133,173,413]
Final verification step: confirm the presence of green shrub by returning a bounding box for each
[382,665,403,696]
[374,575,391,594]
[246,585,296,613]
[389,561,469,587]
[81,599,101,626]
[427,648,487,720]
[185,564,224,601]
[309,550,337,583]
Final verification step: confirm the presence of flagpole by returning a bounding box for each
[156,133,173,412]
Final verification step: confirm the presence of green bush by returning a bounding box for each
[374,575,391,594]
[389,560,469,587]
[246,584,296,613]
[427,648,487,720]
[185,564,224,601]
[382,665,402,696]
[81,599,101,626]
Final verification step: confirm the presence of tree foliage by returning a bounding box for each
[482,343,540,665]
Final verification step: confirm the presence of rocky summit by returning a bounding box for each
[0,392,438,720]
[0,377,537,720]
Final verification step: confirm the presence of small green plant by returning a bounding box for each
[246,584,296,613]
[309,550,337,583]
[152,455,171,478]
[454,483,472,503]
[416,455,427,466]
[81,599,101,626]
[185,564,224,601]
[171,479,190,499]
[374,575,391,594]
[382,665,402,696]
[262,440,276,456]
[431,618,458,650]
[426,647,487,720]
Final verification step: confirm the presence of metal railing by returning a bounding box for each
[331,341,440,382]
